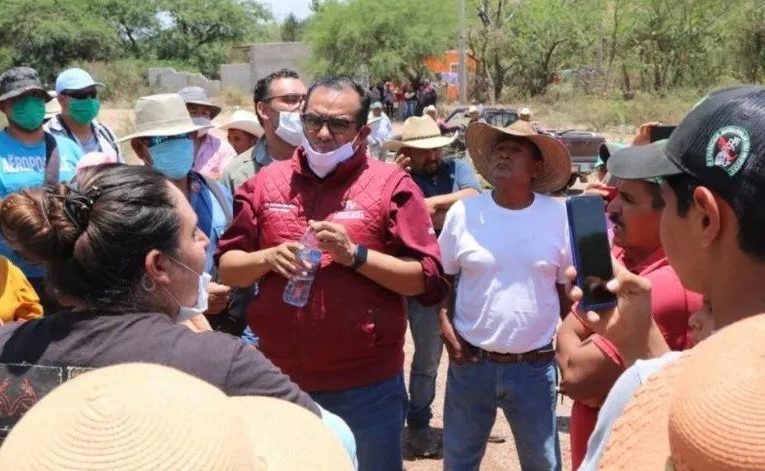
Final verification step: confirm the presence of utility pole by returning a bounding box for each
[458,0,468,104]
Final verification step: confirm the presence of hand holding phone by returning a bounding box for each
[566,195,616,311]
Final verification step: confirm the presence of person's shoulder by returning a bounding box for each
[52,134,83,158]
[533,193,567,214]
[634,351,683,384]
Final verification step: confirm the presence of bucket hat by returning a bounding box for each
[382,116,455,151]
[178,86,222,119]
[0,363,354,471]
[117,93,212,142]
[0,67,51,103]
[466,120,572,193]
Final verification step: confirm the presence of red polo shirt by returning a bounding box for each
[569,245,702,469]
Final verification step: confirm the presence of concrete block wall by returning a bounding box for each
[147,67,223,96]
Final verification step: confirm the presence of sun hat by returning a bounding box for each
[467,105,479,114]
[519,107,531,117]
[606,85,765,209]
[382,115,456,151]
[117,93,213,142]
[178,86,222,119]
[370,101,383,109]
[55,68,105,93]
[0,67,51,103]
[424,104,437,113]
[217,109,264,138]
[0,363,354,471]
[466,119,572,193]
[598,313,765,470]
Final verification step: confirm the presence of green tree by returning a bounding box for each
[89,0,159,59]
[281,13,305,42]
[306,0,458,82]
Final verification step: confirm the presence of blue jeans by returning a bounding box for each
[443,355,561,471]
[311,374,407,471]
[406,298,442,430]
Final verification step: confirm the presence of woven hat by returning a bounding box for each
[0,67,51,103]
[382,115,455,151]
[599,313,765,470]
[217,109,264,138]
[117,93,212,142]
[466,120,572,193]
[0,363,353,471]
[178,86,222,118]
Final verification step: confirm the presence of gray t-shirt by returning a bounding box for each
[578,351,682,470]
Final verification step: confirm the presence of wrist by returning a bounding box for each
[349,244,368,270]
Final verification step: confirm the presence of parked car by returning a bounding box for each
[442,106,520,152]
[550,129,606,188]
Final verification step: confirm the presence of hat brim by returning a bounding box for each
[183,100,222,119]
[59,82,106,93]
[382,134,456,151]
[217,120,264,138]
[466,122,572,193]
[607,140,684,180]
[0,87,52,103]
[117,122,213,143]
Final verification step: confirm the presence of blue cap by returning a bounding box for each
[55,68,105,93]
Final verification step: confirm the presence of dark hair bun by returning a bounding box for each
[0,184,82,263]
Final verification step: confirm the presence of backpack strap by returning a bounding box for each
[43,132,60,187]
[202,174,233,225]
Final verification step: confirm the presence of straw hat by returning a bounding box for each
[466,120,571,193]
[178,86,222,118]
[0,363,353,471]
[599,313,765,470]
[382,116,455,151]
[117,93,212,142]
[217,109,264,138]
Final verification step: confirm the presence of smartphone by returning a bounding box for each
[566,195,617,311]
[649,124,676,142]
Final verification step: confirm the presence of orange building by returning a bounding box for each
[423,50,478,102]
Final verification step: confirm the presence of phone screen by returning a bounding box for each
[650,125,676,142]
[566,196,616,310]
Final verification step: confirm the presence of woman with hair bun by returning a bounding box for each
[0,164,356,461]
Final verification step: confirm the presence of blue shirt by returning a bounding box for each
[411,157,480,198]
[0,131,83,278]
[187,172,233,274]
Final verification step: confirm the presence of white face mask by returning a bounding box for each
[163,257,212,323]
[275,111,305,146]
[192,116,211,137]
[302,136,357,178]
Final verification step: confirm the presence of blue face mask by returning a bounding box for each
[148,136,194,180]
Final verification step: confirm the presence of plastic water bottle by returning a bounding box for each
[282,232,322,307]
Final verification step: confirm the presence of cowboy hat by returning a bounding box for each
[0,363,354,470]
[177,86,222,118]
[466,120,571,193]
[217,109,264,138]
[598,313,765,470]
[117,93,213,142]
[382,116,455,151]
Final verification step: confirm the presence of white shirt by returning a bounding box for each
[438,192,570,353]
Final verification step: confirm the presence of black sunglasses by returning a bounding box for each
[301,113,356,134]
[148,133,191,148]
[62,89,98,100]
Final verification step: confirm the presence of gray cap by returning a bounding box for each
[607,140,680,180]
[0,67,51,103]
[177,86,221,118]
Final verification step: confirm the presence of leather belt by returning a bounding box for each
[472,343,555,364]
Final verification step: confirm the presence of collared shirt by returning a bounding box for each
[44,114,122,162]
[187,171,233,274]
[411,158,480,198]
[367,113,393,159]
[220,138,272,193]
[192,133,237,180]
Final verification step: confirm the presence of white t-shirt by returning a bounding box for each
[438,192,571,353]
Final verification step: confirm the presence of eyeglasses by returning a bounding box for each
[301,113,356,134]
[265,93,306,105]
[62,89,98,100]
[148,133,191,148]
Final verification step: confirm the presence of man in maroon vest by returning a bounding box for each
[216,75,448,471]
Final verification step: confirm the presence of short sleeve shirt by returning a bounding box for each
[411,158,480,198]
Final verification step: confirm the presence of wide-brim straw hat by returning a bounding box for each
[598,313,765,470]
[0,363,353,471]
[178,86,222,118]
[382,115,455,151]
[466,120,571,193]
[117,93,213,142]
[217,109,264,138]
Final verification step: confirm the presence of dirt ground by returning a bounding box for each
[401,326,573,471]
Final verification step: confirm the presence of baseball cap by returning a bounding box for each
[608,85,765,204]
[55,68,105,93]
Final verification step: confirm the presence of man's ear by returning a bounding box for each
[256,101,271,125]
[131,138,152,166]
[691,186,722,247]
[144,249,172,287]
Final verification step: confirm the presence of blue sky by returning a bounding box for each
[268,0,313,20]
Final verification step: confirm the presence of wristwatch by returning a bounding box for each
[350,244,368,270]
